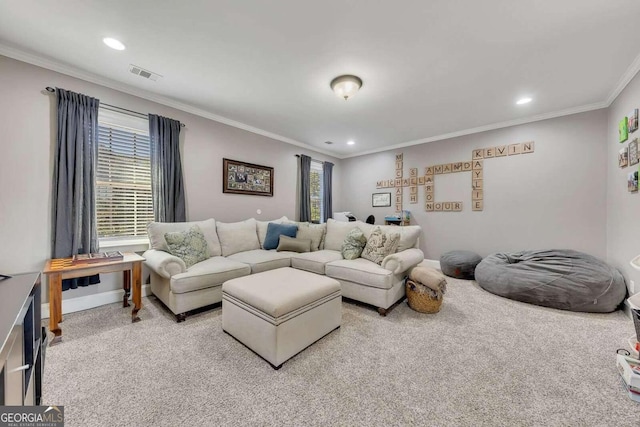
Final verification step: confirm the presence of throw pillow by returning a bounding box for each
[164,225,210,268]
[276,236,311,253]
[341,227,367,260]
[263,223,298,250]
[256,216,288,249]
[296,223,325,252]
[147,218,221,256]
[361,227,401,265]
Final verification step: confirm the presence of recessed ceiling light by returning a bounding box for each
[103,37,126,51]
[347,141,355,145]
[516,97,532,105]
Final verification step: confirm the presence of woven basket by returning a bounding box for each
[406,279,443,313]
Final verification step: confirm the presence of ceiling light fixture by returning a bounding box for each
[347,140,355,145]
[330,75,363,101]
[103,37,126,51]
[516,97,532,105]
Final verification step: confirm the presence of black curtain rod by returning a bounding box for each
[45,87,186,127]
[294,154,324,163]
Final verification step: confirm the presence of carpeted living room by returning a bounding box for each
[1,1,640,426]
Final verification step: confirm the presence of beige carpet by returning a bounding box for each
[42,278,638,426]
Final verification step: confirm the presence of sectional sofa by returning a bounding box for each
[143,217,424,321]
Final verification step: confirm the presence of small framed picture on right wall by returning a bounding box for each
[629,109,639,133]
[619,146,629,168]
[630,139,639,166]
[628,170,638,192]
[620,117,629,142]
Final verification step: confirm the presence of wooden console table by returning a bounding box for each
[43,253,145,345]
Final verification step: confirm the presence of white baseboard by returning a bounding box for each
[42,284,152,319]
[420,259,441,269]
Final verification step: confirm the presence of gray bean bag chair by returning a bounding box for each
[440,250,482,279]
[475,249,626,313]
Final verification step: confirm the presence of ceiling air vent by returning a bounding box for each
[129,64,162,81]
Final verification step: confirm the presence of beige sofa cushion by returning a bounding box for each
[325,258,394,289]
[290,250,343,275]
[148,218,221,256]
[256,216,288,249]
[227,249,293,274]
[323,219,360,251]
[216,218,260,256]
[296,223,325,252]
[170,256,251,294]
[222,267,341,317]
[395,226,421,251]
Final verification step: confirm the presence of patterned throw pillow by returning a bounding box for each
[361,227,401,265]
[341,227,367,260]
[164,225,211,268]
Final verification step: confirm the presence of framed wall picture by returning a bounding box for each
[620,117,629,143]
[628,170,638,192]
[630,139,639,166]
[223,158,273,196]
[629,109,639,133]
[619,147,629,168]
[372,192,392,207]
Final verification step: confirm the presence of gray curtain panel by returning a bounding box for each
[51,88,100,291]
[298,154,312,222]
[322,161,334,222]
[149,114,186,222]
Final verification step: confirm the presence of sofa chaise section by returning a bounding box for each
[325,248,424,315]
[305,219,424,315]
[145,249,251,321]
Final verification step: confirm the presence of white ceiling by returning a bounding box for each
[2,0,640,158]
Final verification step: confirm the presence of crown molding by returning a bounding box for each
[2,42,639,161]
[342,101,608,159]
[606,51,640,106]
[0,43,339,159]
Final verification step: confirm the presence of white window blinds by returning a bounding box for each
[310,160,324,223]
[96,109,153,239]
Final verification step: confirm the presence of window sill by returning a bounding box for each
[99,237,149,250]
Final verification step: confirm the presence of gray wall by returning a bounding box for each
[0,55,341,302]
[607,71,640,294]
[340,109,608,260]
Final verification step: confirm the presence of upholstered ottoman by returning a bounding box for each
[222,267,342,369]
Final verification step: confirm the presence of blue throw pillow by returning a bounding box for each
[263,223,298,250]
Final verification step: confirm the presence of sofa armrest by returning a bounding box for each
[381,248,424,275]
[143,249,186,279]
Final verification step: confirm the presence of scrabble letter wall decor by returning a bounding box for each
[377,144,534,213]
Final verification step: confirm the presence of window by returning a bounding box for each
[96,109,153,240]
[310,160,324,223]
